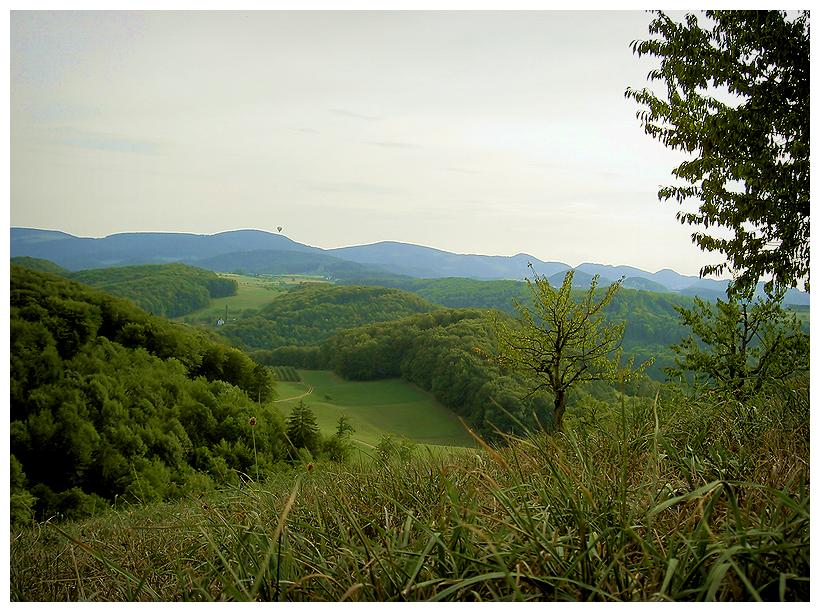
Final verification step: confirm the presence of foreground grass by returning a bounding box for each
[11,381,809,601]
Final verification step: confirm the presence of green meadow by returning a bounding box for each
[274,370,476,451]
[179,273,330,323]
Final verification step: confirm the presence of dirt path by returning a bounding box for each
[274,385,314,403]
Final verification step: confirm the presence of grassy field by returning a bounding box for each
[179,273,331,324]
[274,370,476,452]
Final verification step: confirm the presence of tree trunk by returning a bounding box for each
[553,390,567,433]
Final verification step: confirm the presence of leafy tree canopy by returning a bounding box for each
[216,284,436,350]
[666,291,809,399]
[494,269,641,432]
[626,10,809,295]
[9,265,282,524]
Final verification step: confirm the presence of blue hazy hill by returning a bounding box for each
[10,227,809,305]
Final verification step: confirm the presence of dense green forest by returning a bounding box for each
[212,284,436,350]
[11,258,238,318]
[336,275,807,379]
[10,266,281,523]
[220,278,692,380]
[9,256,70,276]
[197,248,399,281]
[253,308,656,437]
[338,275,532,311]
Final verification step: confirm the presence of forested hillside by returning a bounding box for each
[337,274,691,320]
[318,309,554,436]
[334,276,692,379]
[196,249,402,282]
[11,258,238,318]
[10,266,278,523]
[70,263,238,317]
[253,308,655,437]
[9,256,69,276]
[215,284,437,350]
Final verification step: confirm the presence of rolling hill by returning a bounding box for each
[10,228,321,270]
[10,227,809,305]
[11,258,238,319]
[215,284,438,350]
[196,249,403,282]
[275,370,476,449]
[327,241,570,280]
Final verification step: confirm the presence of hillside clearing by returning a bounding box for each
[178,273,331,324]
[273,370,476,449]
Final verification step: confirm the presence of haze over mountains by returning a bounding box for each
[10,227,809,305]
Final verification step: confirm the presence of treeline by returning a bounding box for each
[10,266,282,524]
[337,275,531,313]
[339,275,691,336]
[11,258,238,318]
[197,248,396,281]
[70,263,238,317]
[255,308,654,438]
[9,256,69,276]
[322,310,554,437]
[216,285,436,350]
[284,276,692,380]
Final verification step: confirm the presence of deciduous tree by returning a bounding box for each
[249,363,276,403]
[665,292,808,399]
[626,10,809,295]
[494,268,636,432]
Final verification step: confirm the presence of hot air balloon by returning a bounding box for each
[277,226,283,233]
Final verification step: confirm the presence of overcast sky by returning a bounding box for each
[11,9,732,276]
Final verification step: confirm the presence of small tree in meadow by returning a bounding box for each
[375,434,398,464]
[494,267,638,432]
[324,415,356,463]
[335,415,354,439]
[285,401,320,458]
[397,437,417,462]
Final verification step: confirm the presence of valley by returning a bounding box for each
[10,8,809,602]
[179,273,330,325]
[274,370,476,449]
[9,239,810,603]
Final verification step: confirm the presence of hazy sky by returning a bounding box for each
[11,9,730,276]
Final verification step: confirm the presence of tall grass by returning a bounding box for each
[10,379,809,601]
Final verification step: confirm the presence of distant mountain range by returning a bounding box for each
[327,241,570,280]
[10,227,809,305]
